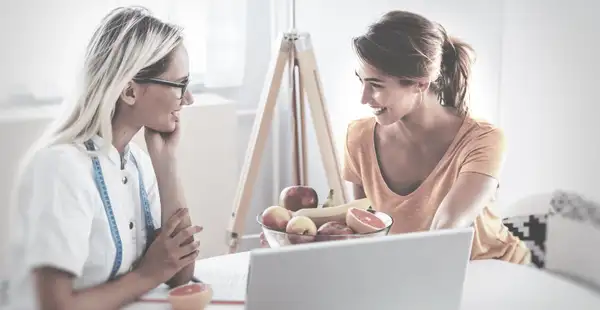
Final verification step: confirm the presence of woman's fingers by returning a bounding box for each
[172,225,204,246]
[179,249,200,266]
[179,240,201,257]
[164,208,189,237]
[259,232,268,247]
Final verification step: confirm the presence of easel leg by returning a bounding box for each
[297,59,308,185]
[227,35,292,253]
[290,55,300,185]
[294,34,348,206]
[227,33,348,253]
[291,56,308,186]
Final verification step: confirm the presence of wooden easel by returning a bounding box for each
[226,31,348,253]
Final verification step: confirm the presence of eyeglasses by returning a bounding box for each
[133,77,189,99]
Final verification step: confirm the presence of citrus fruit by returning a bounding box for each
[168,283,213,310]
[345,207,386,234]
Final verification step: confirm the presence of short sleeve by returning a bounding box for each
[342,122,362,185]
[20,149,94,277]
[459,127,507,180]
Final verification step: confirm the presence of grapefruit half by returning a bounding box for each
[168,283,213,310]
[346,207,387,234]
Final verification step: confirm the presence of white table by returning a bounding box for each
[126,252,600,310]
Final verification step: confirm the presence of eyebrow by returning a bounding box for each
[354,71,384,83]
[174,75,190,82]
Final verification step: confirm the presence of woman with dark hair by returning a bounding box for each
[345,11,530,264]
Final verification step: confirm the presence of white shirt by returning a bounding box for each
[3,136,162,310]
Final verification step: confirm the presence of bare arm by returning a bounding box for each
[34,267,157,310]
[431,126,506,230]
[430,172,498,230]
[33,209,201,310]
[352,183,366,200]
[152,158,195,287]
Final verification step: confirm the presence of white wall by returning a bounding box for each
[497,0,600,209]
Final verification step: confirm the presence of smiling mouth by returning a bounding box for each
[371,107,387,115]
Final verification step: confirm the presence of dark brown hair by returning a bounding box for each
[352,11,475,115]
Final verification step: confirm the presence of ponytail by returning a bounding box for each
[436,34,475,115]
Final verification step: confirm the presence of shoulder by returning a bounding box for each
[460,117,506,153]
[454,116,507,178]
[24,143,91,177]
[14,143,95,210]
[345,117,376,150]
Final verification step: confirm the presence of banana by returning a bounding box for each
[293,198,372,227]
[322,189,335,208]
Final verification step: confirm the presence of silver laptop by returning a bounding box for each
[245,227,474,310]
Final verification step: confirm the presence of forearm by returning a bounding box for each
[37,269,157,310]
[430,173,499,231]
[352,183,366,200]
[430,213,474,230]
[430,198,486,230]
[152,159,190,226]
[151,157,195,287]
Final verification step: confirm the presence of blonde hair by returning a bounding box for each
[36,6,183,153]
[10,6,183,207]
[1,7,185,277]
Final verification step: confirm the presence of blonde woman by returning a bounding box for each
[4,7,201,310]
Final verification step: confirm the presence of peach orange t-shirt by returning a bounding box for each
[342,116,531,264]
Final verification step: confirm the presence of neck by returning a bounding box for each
[384,93,459,141]
[111,111,141,154]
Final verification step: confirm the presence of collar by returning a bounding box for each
[89,135,132,169]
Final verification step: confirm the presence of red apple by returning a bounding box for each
[261,205,292,231]
[315,221,355,242]
[285,216,317,244]
[279,186,319,212]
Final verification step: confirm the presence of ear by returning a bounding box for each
[120,81,136,106]
[415,81,430,94]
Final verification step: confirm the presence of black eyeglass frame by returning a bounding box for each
[133,77,189,99]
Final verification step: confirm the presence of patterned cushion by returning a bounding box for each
[502,190,600,269]
[549,190,600,228]
[503,213,548,268]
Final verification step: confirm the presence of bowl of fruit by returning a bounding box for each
[257,186,393,247]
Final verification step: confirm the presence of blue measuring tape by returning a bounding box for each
[84,140,156,280]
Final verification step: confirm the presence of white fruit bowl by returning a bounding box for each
[256,210,394,248]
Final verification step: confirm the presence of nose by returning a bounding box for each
[182,89,194,106]
[360,85,372,105]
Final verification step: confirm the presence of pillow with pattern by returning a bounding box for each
[503,214,548,268]
[549,190,600,228]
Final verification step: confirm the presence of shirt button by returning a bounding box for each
[129,222,134,230]
[122,176,128,184]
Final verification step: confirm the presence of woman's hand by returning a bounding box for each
[32,210,200,310]
[135,208,203,285]
[144,125,181,160]
[259,232,270,248]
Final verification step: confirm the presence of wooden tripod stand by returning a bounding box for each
[226,32,349,253]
